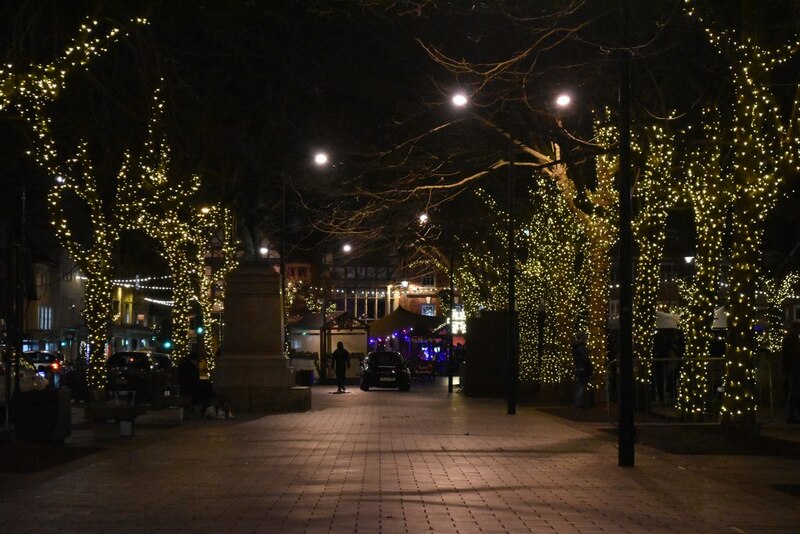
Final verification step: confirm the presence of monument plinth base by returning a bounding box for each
[213,354,311,413]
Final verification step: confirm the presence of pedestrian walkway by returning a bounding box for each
[1,379,799,533]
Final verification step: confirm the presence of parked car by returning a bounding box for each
[24,350,66,388]
[0,350,49,407]
[360,351,411,391]
[107,351,173,403]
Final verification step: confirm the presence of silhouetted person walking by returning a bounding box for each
[331,342,350,393]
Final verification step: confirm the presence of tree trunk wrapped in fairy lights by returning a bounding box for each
[549,117,618,391]
[677,111,728,420]
[3,18,147,391]
[133,87,238,363]
[686,1,800,427]
[631,125,677,398]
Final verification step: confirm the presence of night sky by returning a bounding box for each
[1,1,799,272]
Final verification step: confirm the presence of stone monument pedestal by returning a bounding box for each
[212,264,311,412]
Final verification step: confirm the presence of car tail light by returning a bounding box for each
[51,361,60,371]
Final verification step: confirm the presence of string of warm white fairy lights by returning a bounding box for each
[675,109,728,418]
[686,0,800,424]
[5,17,148,390]
[631,124,677,386]
[132,86,239,362]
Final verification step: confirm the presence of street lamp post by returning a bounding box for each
[280,173,288,354]
[448,243,455,393]
[618,0,635,467]
[507,135,517,416]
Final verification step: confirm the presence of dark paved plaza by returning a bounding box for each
[2,380,799,533]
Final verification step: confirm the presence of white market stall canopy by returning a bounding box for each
[655,311,680,329]
[713,306,728,329]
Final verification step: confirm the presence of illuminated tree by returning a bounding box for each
[760,273,800,353]
[3,17,147,391]
[631,124,678,387]
[46,149,143,390]
[676,110,729,418]
[0,18,146,117]
[546,117,617,387]
[132,88,239,363]
[195,205,239,367]
[686,2,800,426]
[517,176,585,384]
[422,176,586,385]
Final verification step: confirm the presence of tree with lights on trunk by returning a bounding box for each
[675,110,729,420]
[2,17,147,392]
[548,117,617,390]
[631,124,679,395]
[420,174,586,388]
[132,88,238,363]
[195,205,238,368]
[685,1,800,428]
[517,177,585,386]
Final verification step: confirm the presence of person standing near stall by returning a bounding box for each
[331,342,350,393]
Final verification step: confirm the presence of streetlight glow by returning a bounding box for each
[342,243,352,253]
[555,93,571,108]
[314,152,329,165]
[451,93,468,107]
[419,213,429,224]
[259,247,269,256]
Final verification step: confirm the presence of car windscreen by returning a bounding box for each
[368,352,404,366]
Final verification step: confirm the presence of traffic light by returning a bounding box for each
[196,325,205,335]
[162,339,173,350]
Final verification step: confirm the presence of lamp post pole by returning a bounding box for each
[448,243,455,393]
[618,0,635,467]
[280,173,288,355]
[507,136,517,416]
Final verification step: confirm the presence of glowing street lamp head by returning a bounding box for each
[555,93,571,108]
[419,213,429,224]
[314,152,329,165]
[342,243,352,253]
[451,93,468,107]
[259,246,269,256]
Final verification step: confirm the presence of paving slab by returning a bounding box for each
[1,379,799,533]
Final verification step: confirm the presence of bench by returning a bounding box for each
[84,400,144,438]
